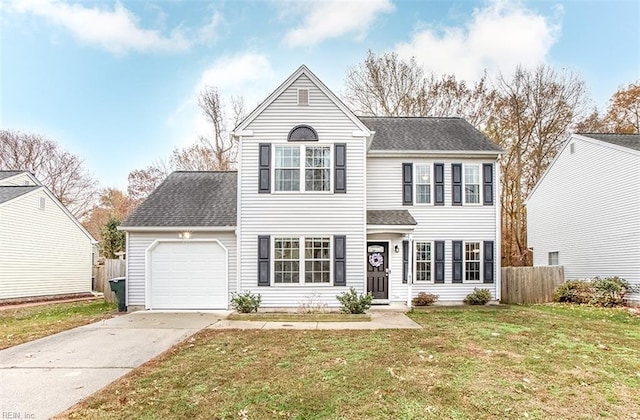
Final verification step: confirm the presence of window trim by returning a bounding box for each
[413,241,434,283]
[272,144,333,194]
[463,241,482,283]
[548,251,559,266]
[414,164,433,205]
[463,164,482,205]
[271,235,334,286]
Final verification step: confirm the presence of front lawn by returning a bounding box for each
[60,304,639,419]
[0,300,116,349]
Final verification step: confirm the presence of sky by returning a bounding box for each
[1,0,639,190]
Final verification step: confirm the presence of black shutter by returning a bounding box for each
[483,241,494,283]
[402,240,409,284]
[434,241,445,283]
[483,163,493,205]
[258,144,271,193]
[452,163,462,205]
[402,163,413,205]
[334,236,346,286]
[452,240,463,283]
[334,144,347,193]
[434,163,444,206]
[257,235,270,286]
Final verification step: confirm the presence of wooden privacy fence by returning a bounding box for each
[501,266,564,304]
[92,259,126,303]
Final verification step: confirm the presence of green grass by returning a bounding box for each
[0,300,116,349]
[228,312,371,322]
[59,304,640,419]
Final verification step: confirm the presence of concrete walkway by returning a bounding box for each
[209,312,422,330]
[0,312,225,420]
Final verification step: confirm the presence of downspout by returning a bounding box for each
[406,234,413,308]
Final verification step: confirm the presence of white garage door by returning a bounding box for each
[149,241,227,309]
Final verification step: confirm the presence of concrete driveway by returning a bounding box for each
[0,311,226,419]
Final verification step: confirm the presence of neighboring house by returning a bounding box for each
[527,133,640,305]
[121,65,503,310]
[0,171,96,301]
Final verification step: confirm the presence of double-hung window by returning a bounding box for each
[464,242,481,281]
[464,165,480,204]
[275,147,300,192]
[274,238,300,283]
[415,164,431,204]
[274,145,330,192]
[273,236,331,285]
[415,242,433,282]
[305,147,331,191]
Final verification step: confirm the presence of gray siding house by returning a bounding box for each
[527,133,640,305]
[121,65,503,310]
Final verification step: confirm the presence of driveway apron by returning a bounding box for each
[0,312,224,420]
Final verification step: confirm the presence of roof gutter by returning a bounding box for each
[367,149,503,157]
[118,226,237,233]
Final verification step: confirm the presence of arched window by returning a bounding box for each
[288,125,318,142]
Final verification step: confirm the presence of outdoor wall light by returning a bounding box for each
[394,245,400,253]
[179,231,192,239]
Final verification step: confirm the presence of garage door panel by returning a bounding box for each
[149,241,227,309]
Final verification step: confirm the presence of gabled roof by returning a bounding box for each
[577,133,640,152]
[360,117,503,153]
[367,210,417,226]
[0,185,41,204]
[233,65,371,135]
[122,171,237,228]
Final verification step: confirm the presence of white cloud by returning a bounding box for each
[10,0,222,55]
[395,0,561,81]
[167,53,276,146]
[283,0,395,47]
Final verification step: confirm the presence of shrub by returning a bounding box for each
[463,288,492,305]
[553,277,636,307]
[336,287,373,314]
[554,280,593,304]
[230,291,262,313]
[412,292,439,306]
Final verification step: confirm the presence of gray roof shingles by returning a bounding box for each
[0,170,26,181]
[0,185,40,204]
[367,210,417,226]
[359,117,503,152]
[578,133,640,152]
[122,171,237,227]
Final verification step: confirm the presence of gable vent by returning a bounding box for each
[298,88,309,106]
[570,142,575,154]
[39,197,46,211]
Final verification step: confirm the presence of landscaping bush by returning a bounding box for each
[230,291,262,313]
[412,292,439,306]
[463,288,492,305]
[554,277,636,307]
[336,287,373,314]
[554,280,593,304]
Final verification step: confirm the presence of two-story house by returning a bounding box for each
[121,65,502,310]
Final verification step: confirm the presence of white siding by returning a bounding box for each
[0,173,37,186]
[239,74,366,308]
[126,231,237,308]
[0,190,92,299]
[367,157,500,302]
[527,137,640,301]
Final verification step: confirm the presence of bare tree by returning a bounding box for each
[127,164,168,203]
[83,188,136,244]
[197,86,246,170]
[487,65,588,266]
[344,51,497,127]
[0,129,98,218]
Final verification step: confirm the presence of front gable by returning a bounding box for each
[234,66,371,137]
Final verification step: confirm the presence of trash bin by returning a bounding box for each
[108,277,127,312]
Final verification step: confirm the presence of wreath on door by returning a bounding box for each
[368,253,384,268]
